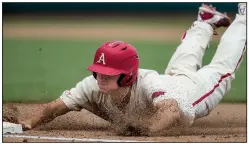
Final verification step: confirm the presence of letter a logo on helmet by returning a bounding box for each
[96,53,106,65]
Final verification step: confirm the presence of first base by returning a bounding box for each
[3,122,23,134]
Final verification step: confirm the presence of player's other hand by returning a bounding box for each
[20,120,33,130]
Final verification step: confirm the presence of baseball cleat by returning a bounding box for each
[197,3,231,33]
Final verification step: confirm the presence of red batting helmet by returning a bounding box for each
[88,41,139,87]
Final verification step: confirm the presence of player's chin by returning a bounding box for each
[98,86,109,94]
[99,88,108,94]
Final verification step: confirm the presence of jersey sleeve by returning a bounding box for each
[139,71,168,103]
[60,75,97,111]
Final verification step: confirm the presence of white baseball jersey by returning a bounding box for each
[60,69,196,126]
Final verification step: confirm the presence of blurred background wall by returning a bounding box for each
[3,3,238,14]
[3,2,245,103]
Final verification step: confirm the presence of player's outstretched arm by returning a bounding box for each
[148,99,181,134]
[20,98,70,130]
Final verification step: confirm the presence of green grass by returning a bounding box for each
[3,39,246,103]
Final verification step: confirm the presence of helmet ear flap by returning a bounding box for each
[117,74,133,87]
[117,74,125,87]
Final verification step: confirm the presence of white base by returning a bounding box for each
[3,122,23,134]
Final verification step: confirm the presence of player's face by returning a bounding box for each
[96,73,120,93]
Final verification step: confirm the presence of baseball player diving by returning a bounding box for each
[18,3,246,136]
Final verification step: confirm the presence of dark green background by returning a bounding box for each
[3,2,238,14]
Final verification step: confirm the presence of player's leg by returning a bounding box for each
[193,3,246,118]
[165,4,231,76]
